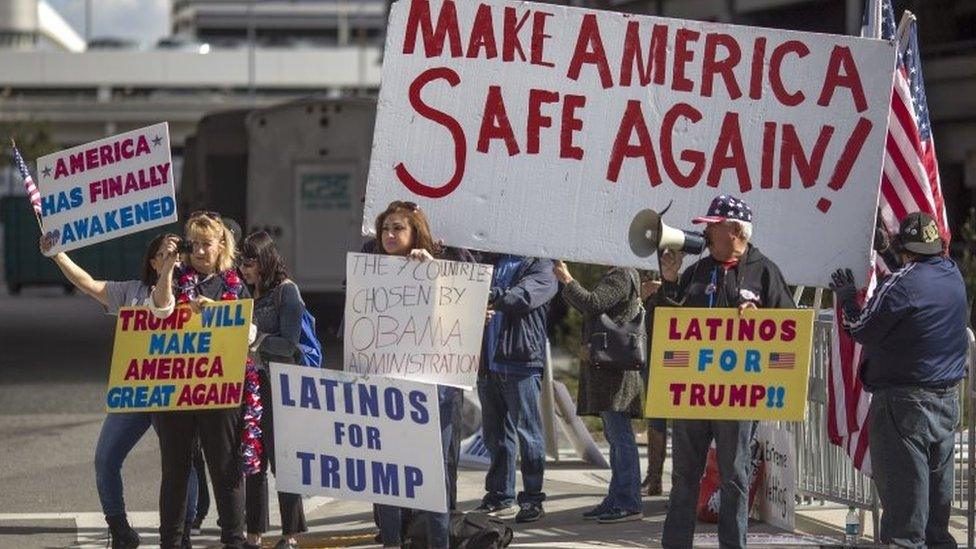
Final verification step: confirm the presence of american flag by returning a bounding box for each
[11,144,42,216]
[769,352,796,369]
[662,350,690,368]
[827,0,949,476]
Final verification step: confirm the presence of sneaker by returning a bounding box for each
[273,539,299,549]
[473,502,520,520]
[582,501,612,520]
[597,509,643,524]
[515,503,545,523]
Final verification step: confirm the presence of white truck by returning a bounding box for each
[245,97,377,329]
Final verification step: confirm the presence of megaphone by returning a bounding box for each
[628,203,706,258]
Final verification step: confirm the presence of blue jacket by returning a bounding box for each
[484,256,558,374]
[844,256,968,391]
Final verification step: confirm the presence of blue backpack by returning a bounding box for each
[277,281,323,367]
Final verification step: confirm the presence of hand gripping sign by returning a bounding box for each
[645,307,814,421]
[363,0,896,288]
[271,363,448,513]
[37,123,177,255]
[106,301,253,412]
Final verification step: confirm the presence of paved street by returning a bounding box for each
[0,289,968,548]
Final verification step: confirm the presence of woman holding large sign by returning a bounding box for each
[368,200,469,549]
[554,261,645,524]
[152,211,252,549]
[40,232,199,549]
[238,230,309,549]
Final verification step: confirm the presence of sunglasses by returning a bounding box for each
[189,210,222,221]
[392,201,419,212]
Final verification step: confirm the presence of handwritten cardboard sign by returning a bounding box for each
[645,307,814,421]
[106,301,253,412]
[37,122,177,255]
[271,363,448,513]
[343,252,492,389]
[363,0,896,287]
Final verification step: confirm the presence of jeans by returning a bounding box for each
[245,369,307,536]
[156,409,246,548]
[478,371,546,507]
[870,386,959,548]
[662,419,755,549]
[376,386,460,548]
[600,412,641,513]
[94,412,197,523]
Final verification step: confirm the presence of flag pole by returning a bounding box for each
[895,11,916,55]
[10,138,45,231]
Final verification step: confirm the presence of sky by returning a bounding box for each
[47,0,171,46]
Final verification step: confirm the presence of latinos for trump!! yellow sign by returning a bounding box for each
[106,301,253,412]
[645,307,814,421]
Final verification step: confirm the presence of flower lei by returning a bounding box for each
[176,265,263,476]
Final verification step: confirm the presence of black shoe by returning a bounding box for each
[597,508,643,523]
[106,514,140,549]
[582,501,612,520]
[190,515,205,535]
[515,503,544,523]
[180,522,193,549]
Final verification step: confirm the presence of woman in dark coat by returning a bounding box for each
[555,262,644,523]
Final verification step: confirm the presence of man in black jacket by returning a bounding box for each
[475,254,558,523]
[657,195,794,549]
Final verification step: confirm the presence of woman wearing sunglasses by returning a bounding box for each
[237,230,308,549]
[153,211,253,549]
[39,232,200,549]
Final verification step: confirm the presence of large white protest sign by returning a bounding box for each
[37,122,177,255]
[344,252,492,389]
[364,0,897,288]
[271,363,448,513]
[753,422,796,531]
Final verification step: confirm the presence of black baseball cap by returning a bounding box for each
[897,212,943,255]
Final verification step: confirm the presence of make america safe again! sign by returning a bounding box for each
[363,0,896,288]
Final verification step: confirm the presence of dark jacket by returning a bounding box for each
[845,256,968,391]
[657,245,794,310]
[563,267,645,417]
[490,257,559,371]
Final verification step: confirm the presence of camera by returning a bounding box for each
[177,240,193,254]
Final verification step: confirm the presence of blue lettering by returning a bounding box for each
[72,217,90,239]
[161,195,175,217]
[106,387,122,408]
[133,386,148,407]
[358,385,379,417]
[280,373,296,406]
[404,466,423,499]
[148,333,166,354]
[41,194,56,216]
[744,349,761,372]
[119,205,134,228]
[300,376,321,409]
[197,332,212,353]
[384,387,404,420]
[698,349,714,371]
[61,222,75,244]
[321,455,340,488]
[148,197,162,219]
[69,187,83,207]
[297,451,315,485]
[346,457,366,492]
[372,462,399,496]
[408,391,429,424]
[719,350,737,372]
[148,385,175,407]
[135,201,150,224]
[200,307,216,328]
[320,379,339,411]
[89,215,104,237]
[104,209,120,232]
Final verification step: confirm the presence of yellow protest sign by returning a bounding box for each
[645,307,814,421]
[106,300,253,412]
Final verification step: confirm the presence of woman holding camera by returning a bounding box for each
[238,230,308,549]
[40,232,199,549]
[554,261,645,523]
[153,211,251,549]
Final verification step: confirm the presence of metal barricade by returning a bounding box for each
[795,313,976,545]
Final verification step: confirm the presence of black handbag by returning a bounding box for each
[587,271,647,371]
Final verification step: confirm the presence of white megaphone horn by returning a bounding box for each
[628,201,706,258]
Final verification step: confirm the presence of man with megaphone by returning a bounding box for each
[655,195,794,549]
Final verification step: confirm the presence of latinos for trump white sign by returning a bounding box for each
[344,252,492,390]
[271,363,448,513]
[37,123,177,255]
[363,0,897,288]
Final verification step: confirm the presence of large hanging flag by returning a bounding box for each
[828,0,950,476]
